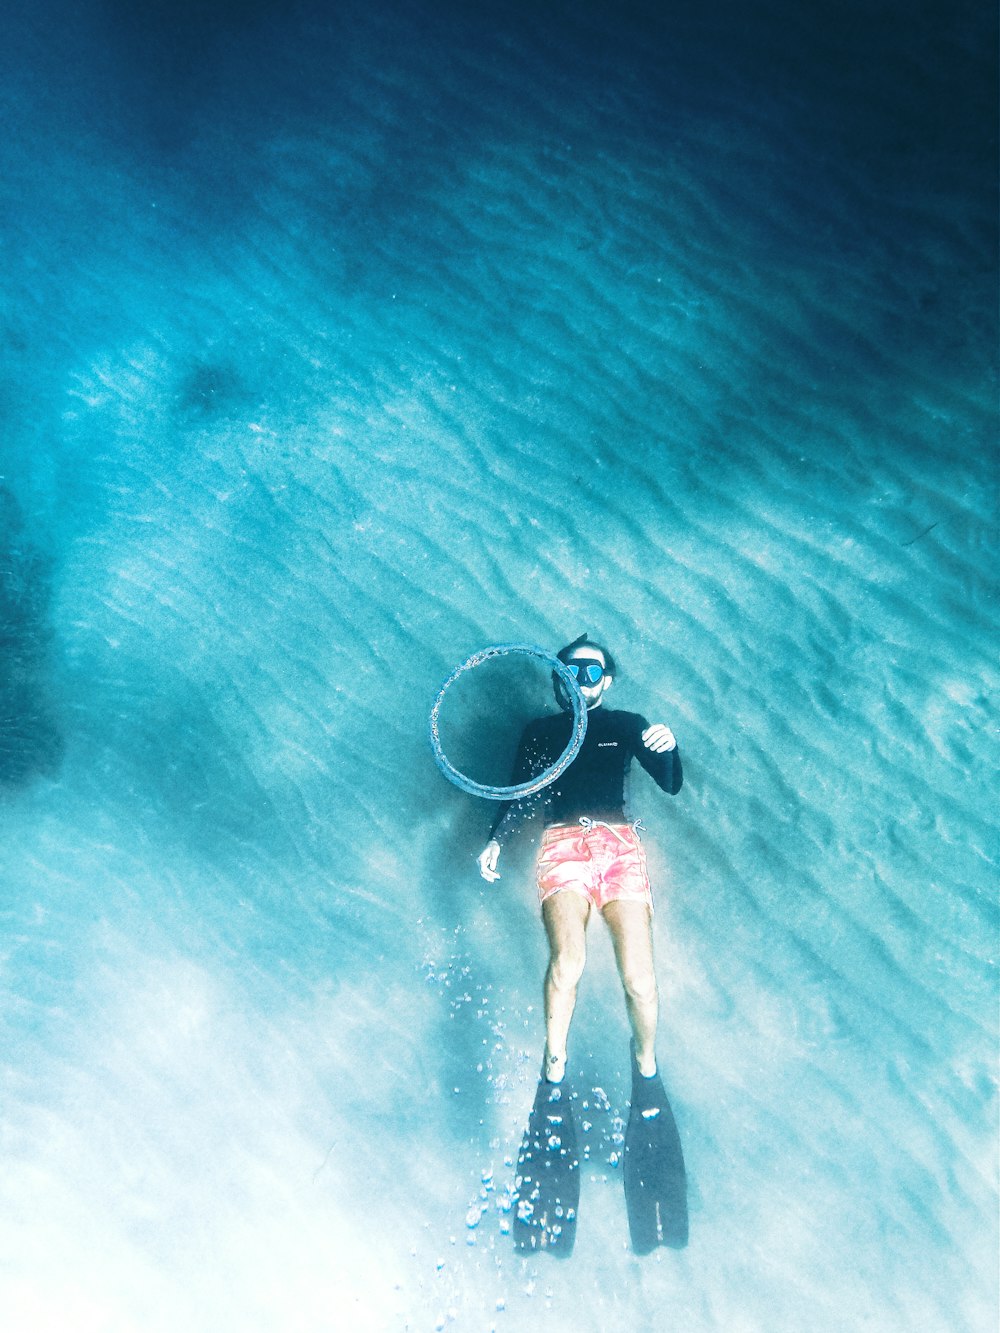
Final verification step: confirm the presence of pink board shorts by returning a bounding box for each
[536,821,652,912]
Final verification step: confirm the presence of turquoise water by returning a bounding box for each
[1,2,996,1329]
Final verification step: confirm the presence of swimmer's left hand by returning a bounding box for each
[642,723,676,753]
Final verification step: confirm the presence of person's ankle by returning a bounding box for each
[544,1049,567,1083]
[636,1049,657,1078]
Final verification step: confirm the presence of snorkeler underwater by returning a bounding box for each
[434,637,687,1254]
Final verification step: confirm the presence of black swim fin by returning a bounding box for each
[512,1076,580,1257]
[623,1041,688,1253]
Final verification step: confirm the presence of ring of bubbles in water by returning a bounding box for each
[429,643,587,799]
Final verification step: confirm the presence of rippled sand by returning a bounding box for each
[1,2,996,1330]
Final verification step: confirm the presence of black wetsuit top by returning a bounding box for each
[487,707,683,846]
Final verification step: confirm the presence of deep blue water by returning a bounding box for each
[1,2,997,1329]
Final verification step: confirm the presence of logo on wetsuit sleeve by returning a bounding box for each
[598,742,619,747]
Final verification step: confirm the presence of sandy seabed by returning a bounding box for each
[1,2,996,1330]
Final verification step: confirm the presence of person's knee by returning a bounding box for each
[548,945,587,991]
[621,963,657,1007]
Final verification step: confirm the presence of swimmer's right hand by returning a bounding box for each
[478,841,501,882]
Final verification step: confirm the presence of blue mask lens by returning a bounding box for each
[568,662,605,685]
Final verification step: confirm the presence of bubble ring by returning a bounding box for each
[429,643,587,799]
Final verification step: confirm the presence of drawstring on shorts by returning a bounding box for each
[578,817,644,844]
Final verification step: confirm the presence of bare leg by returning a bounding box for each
[541,891,591,1082]
[603,900,658,1076]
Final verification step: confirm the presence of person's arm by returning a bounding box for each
[634,715,683,794]
[478,724,545,881]
[485,727,534,843]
